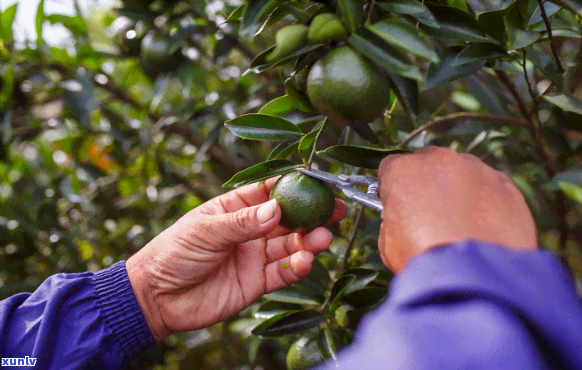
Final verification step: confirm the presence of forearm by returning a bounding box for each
[0,262,155,370]
[315,240,582,370]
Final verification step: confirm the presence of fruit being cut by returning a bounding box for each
[269,171,335,233]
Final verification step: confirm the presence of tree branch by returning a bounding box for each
[398,113,527,148]
[536,0,565,73]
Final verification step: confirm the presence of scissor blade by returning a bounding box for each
[297,167,344,186]
[340,186,384,212]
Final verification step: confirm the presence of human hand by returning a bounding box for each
[377,146,537,273]
[126,177,346,341]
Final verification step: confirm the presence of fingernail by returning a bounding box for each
[257,199,277,224]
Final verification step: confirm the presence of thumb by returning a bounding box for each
[211,199,281,245]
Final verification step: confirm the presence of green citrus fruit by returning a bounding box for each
[307,13,349,44]
[140,31,184,80]
[270,171,335,233]
[267,24,309,62]
[306,46,392,127]
[287,336,325,370]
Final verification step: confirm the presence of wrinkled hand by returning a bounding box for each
[377,146,537,273]
[126,177,346,341]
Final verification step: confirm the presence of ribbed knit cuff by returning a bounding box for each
[93,261,155,361]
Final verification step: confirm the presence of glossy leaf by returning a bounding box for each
[225,114,302,141]
[222,160,300,188]
[453,42,508,66]
[254,301,303,319]
[263,285,324,305]
[259,95,295,116]
[547,170,582,190]
[465,0,516,15]
[505,17,541,50]
[0,3,18,43]
[342,286,388,309]
[297,257,331,296]
[370,19,439,62]
[285,80,317,113]
[378,0,439,27]
[424,4,489,42]
[558,182,582,204]
[342,270,379,295]
[317,145,408,169]
[543,93,582,115]
[240,0,280,37]
[267,139,301,160]
[337,0,363,33]
[528,3,562,26]
[329,275,356,313]
[46,14,87,35]
[548,0,582,16]
[348,29,423,81]
[226,4,245,22]
[246,44,323,74]
[423,46,486,90]
[251,309,326,338]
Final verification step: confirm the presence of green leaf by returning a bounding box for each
[548,0,582,16]
[505,17,541,50]
[348,29,423,81]
[558,182,582,204]
[251,309,326,338]
[254,301,303,319]
[267,139,301,160]
[343,286,387,309]
[0,64,13,111]
[385,72,419,124]
[240,0,281,38]
[342,270,380,295]
[285,80,317,113]
[546,169,582,190]
[45,14,87,35]
[369,19,439,62]
[298,119,326,162]
[329,275,356,313]
[526,47,563,90]
[528,2,562,26]
[263,285,324,305]
[246,44,323,74]
[423,46,486,90]
[317,145,408,169]
[223,160,300,188]
[465,0,516,15]
[35,0,45,46]
[259,95,296,116]
[377,0,440,28]
[296,258,331,296]
[543,93,582,115]
[0,3,18,43]
[453,42,508,66]
[337,0,364,33]
[226,4,246,22]
[423,4,489,42]
[225,114,302,141]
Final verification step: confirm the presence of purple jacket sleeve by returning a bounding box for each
[0,261,155,369]
[315,239,582,370]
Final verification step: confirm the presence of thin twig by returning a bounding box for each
[398,113,527,148]
[521,50,542,142]
[340,204,364,272]
[536,0,565,73]
[366,0,377,25]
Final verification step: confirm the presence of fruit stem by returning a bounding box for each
[307,119,327,169]
[366,0,377,26]
[340,204,364,272]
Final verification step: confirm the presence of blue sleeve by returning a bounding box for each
[0,261,155,370]
[315,239,582,370]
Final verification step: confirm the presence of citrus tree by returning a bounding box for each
[1,0,582,369]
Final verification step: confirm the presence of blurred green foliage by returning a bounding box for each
[1,0,582,369]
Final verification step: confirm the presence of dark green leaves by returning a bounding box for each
[263,285,324,305]
[252,309,326,338]
[254,301,303,319]
[543,93,582,115]
[246,44,323,74]
[453,42,508,66]
[318,145,407,169]
[259,95,295,116]
[0,3,18,43]
[423,46,486,90]
[267,139,301,160]
[222,160,300,188]
[548,0,582,16]
[370,19,439,62]
[348,29,423,81]
[337,0,363,33]
[240,0,281,38]
[225,114,302,141]
[386,72,419,123]
[465,0,516,15]
[298,119,326,162]
[424,4,489,42]
[61,72,95,127]
[378,0,439,27]
[35,0,45,46]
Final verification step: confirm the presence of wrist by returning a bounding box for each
[126,253,171,341]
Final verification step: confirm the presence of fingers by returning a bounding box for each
[265,227,333,263]
[208,198,281,245]
[202,177,282,214]
[264,251,314,294]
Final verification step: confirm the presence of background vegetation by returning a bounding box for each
[1,0,582,369]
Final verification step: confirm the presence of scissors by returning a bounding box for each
[297,167,383,212]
